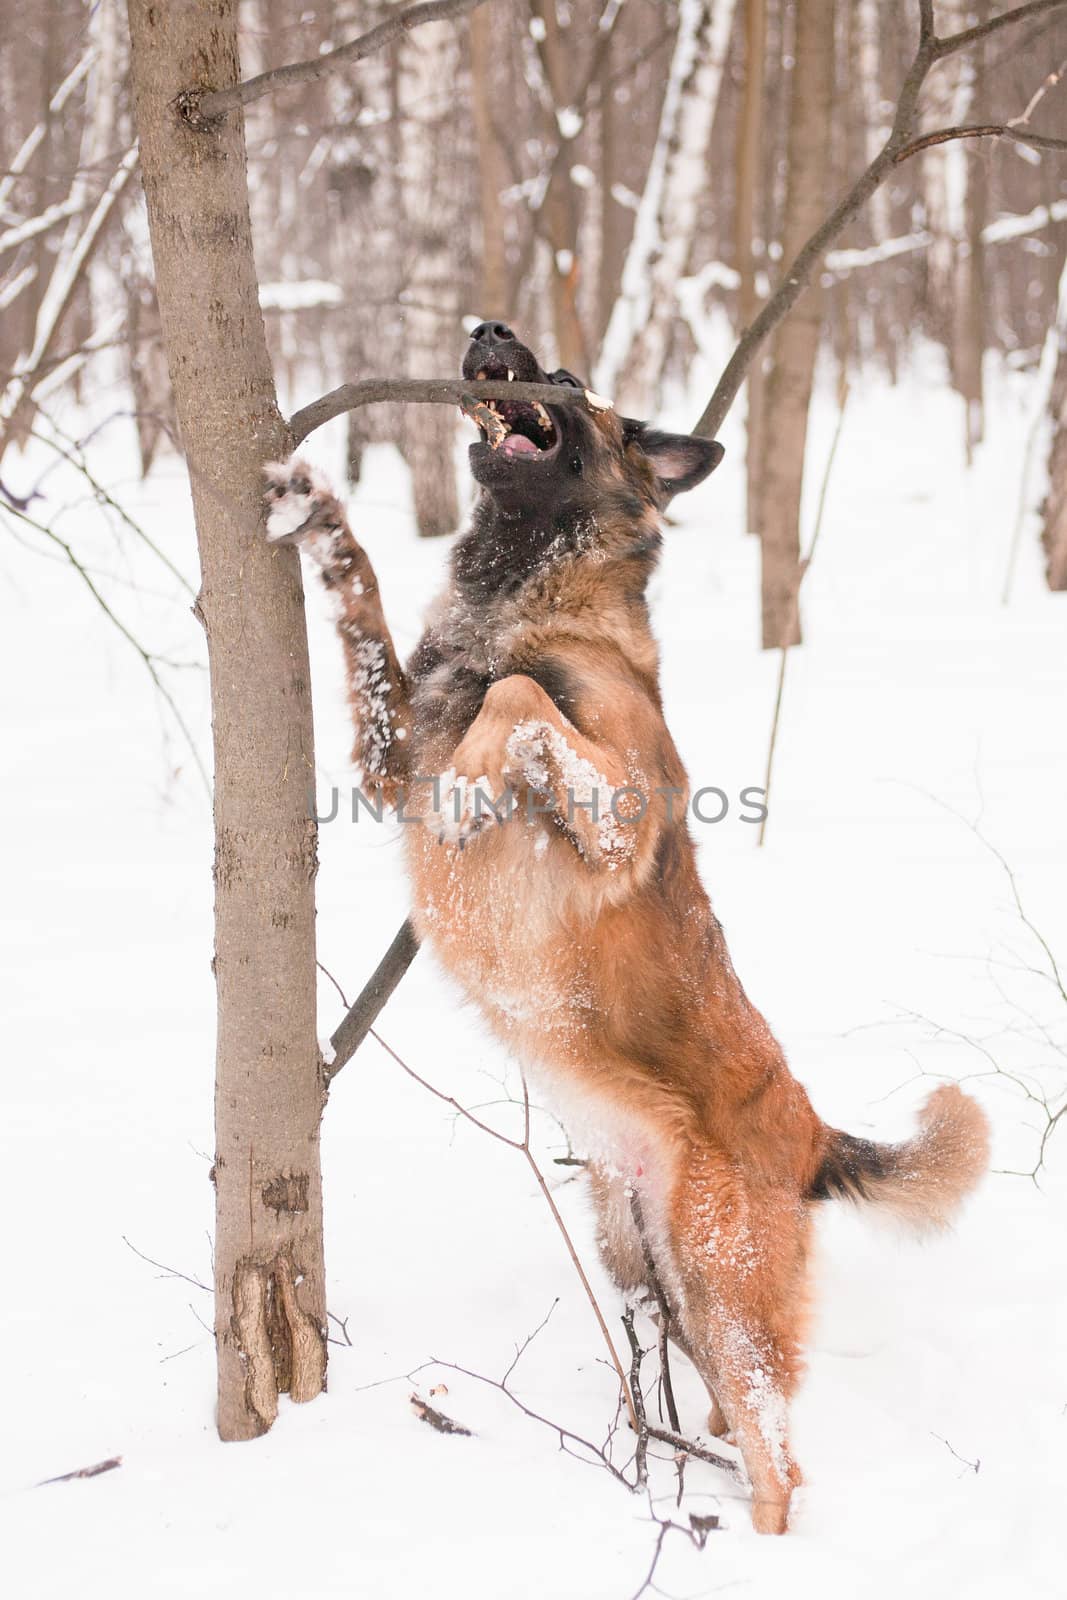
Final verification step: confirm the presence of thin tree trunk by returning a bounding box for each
[1042,267,1067,590]
[398,20,461,537]
[529,0,587,372]
[758,0,835,649]
[615,0,737,411]
[470,5,508,318]
[737,0,766,535]
[127,0,327,1442]
[598,0,736,410]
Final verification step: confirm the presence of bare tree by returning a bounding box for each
[1042,268,1067,588]
[610,0,737,412]
[127,0,326,1441]
[398,18,464,538]
[756,0,835,649]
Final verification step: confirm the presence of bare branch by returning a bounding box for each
[894,121,1067,162]
[935,0,1067,58]
[186,0,494,125]
[290,376,593,446]
[0,500,210,795]
[691,2,1067,439]
[38,1457,122,1487]
[325,920,420,1079]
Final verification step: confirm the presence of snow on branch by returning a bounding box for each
[182,0,493,126]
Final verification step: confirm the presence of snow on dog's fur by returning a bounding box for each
[265,324,990,1534]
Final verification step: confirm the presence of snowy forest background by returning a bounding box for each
[2,2,1066,1597]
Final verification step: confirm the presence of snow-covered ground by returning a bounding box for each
[1,354,1064,1599]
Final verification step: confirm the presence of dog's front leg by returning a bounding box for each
[264,458,411,804]
[431,674,656,869]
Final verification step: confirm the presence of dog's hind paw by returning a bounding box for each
[263,456,343,545]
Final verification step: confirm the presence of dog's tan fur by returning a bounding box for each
[266,403,989,1534]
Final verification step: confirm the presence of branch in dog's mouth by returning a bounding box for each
[459,390,560,458]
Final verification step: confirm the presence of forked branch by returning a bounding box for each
[183,0,494,126]
[692,0,1067,438]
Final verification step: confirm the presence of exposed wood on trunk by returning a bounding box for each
[126,0,327,1442]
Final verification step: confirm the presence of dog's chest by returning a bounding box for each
[409,595,539,758]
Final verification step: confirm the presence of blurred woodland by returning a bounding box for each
[2,0,1067,599]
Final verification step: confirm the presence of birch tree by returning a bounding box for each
[597,0,736,411]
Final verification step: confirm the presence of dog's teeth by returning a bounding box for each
[533,402,551,428]
[507,369,515,382]
[476,369,487,380]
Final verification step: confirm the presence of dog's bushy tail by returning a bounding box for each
[809,1084,990,1231]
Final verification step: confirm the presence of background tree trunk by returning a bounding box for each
[737,0,766,536]
[614,0,737,412]
[529,0,587,372]
[127,0,327,1442]
[757,0,835,649]
[398,19,462,537]
[1043,279,1067,590]
[470,5,509,319]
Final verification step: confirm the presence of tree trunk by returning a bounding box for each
[470,5,508,319]
[737,0,766,535]
[596,0,736,410]
[127,0,327,1442]
[758,0,835,649]
[614,0,737,412]
[529,0,587,373]
[398,20,461,537]
[1043,275,1067,591]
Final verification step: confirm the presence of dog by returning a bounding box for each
[265,322,990,1533]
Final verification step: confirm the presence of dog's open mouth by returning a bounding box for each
[468,355,560,460]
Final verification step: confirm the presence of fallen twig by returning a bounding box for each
[38,1457,122,1486]
[410,1393,473,1436]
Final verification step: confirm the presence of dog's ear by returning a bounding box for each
[622,420,724,499]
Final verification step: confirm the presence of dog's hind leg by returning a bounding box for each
[264,459,411,801]
[668,1147,811,1534]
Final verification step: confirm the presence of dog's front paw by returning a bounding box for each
[263,457,343,546]
[425,768,511,849]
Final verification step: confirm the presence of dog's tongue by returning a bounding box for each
[502,433,538,458]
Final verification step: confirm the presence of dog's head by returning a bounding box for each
[461,323,724,519]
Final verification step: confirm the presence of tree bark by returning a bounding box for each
[127,0,327,1441]
[757,0,835,650]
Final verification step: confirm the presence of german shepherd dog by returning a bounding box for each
[265,323,989,1533]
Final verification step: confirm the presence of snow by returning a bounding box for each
[259,278,344,312]
[1,354,1065,1597]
